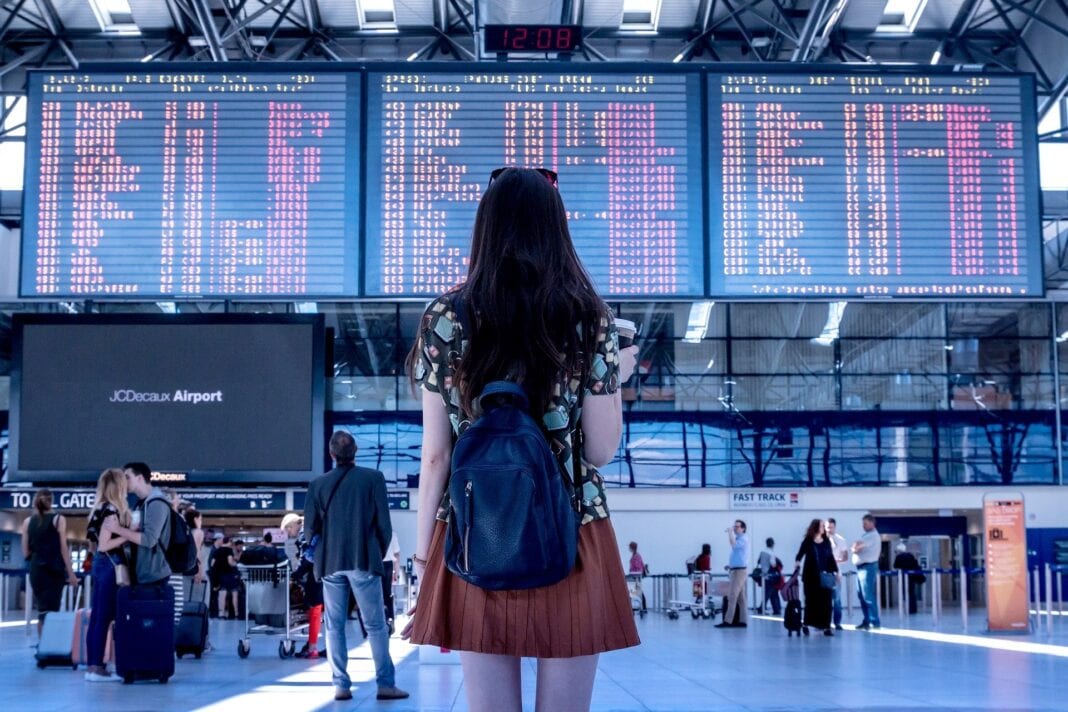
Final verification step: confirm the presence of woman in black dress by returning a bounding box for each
[794,518,838,637]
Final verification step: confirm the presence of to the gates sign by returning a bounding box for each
[1,489,97,511]
[729,490,802,510]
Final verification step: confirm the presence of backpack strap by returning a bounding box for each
[478,381,529,411]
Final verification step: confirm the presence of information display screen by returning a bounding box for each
[20,64,1042,301]
[365,70,705,297]
[21,70,359,298]
[709,72,1041,297]
[8,315,325,485]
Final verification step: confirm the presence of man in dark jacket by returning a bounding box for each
[893,543,925,615]
[304,431,408,702]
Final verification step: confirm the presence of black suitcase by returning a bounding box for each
[721,596,742,625]
[784,600,803,636]
[175,600,209,658]
[115,584,176,684]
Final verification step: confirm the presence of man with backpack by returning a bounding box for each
[304,431,408,703]
[105,462,174,586]
[757,538,783,615]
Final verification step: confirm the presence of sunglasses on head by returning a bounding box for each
[488,167,558,188]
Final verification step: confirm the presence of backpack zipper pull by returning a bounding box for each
[463,481,473,573]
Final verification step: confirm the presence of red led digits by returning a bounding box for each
[376,74,690,296]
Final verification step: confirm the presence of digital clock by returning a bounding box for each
[483,24,582,53]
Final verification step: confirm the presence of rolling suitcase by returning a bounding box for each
[35,585,81,669]
[175,584,209,659]
[72,606,92,668]
[114,584,176,684]
[781,572,803,636]
[784,600,803,636]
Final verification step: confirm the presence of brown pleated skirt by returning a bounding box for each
[409,518,641,658]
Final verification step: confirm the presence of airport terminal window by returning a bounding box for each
[0,300,1061,486]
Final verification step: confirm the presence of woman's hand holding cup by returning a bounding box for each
[616,318,640,383]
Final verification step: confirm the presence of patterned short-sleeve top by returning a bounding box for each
[413,293,620,525]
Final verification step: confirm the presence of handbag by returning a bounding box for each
[112,558,131,587]
[305,465,354,567]
[819,571,837,590]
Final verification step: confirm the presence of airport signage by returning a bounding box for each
[729,490,802,510]
[0,488,97,511]
[291,490,410,512]
[983,493,1030,632]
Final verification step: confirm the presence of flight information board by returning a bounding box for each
[364,71,705,297]
[21,70,359,298]
[709,72,1041,297]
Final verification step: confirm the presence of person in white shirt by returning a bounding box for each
[756,538,782,615]
[825,518,850,631]
[851,514,882,630]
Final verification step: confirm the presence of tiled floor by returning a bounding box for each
[1,609,1066,711]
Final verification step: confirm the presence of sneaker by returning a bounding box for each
[85,672,122,683]
[334,688,353,701]
[376,686,410,700]
[306,650,320,659]
[824,629,834,637]
[713,622,733,628]
[857,622,871,631]
[835,624,844,631]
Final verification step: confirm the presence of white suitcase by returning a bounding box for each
[35,585,82,669]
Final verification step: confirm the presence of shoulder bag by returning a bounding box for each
[305,465,354,566]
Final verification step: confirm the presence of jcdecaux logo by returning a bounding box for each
[109,389,224,404]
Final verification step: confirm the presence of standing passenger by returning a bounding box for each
[403,168,640,712]
[20,489,79,636]
[103,462,173,587]
[825,518,849,630]
[84,468,131,681]
[716,520,750,628]
[305,431,407,702]
[795,519,838,637]
[852,514,882,630]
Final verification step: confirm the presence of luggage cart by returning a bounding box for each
[236,562,299,659]
[667,572,718,620]
[626,574,647,618]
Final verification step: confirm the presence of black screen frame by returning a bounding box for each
[7,313,326,486]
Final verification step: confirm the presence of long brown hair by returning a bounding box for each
[33,489,53,518]
[805,518,824,540]
[408,168,608,417]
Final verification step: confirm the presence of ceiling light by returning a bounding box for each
[876,0,929,33]
[88,0,140,33]
[358,0,396,26]
[620,0,662,30]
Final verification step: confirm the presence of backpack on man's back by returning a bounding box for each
[147,497,198,577]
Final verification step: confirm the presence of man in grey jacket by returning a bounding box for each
[305,431,408,702]
[105,461,172,586]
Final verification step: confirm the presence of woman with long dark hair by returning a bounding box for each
[20,488,79,635]
[403,168,640,711]
[794,518,838,637]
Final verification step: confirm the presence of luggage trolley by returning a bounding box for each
[667,572,718,620]
[236,562,301,659]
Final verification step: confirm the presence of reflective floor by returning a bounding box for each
[1,609,1066,711]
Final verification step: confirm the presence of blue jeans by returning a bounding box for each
[87,554,118,667]
[322,570,395,691]
[857,562,880,627]
[831,577,843,626]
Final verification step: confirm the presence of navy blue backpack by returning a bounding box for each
[444,381,582,590]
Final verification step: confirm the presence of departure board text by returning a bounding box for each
[22,71,358,298]
[364,71,705,297]
[710,73,1040,297]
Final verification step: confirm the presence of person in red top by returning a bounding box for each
[695,543,712,572]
